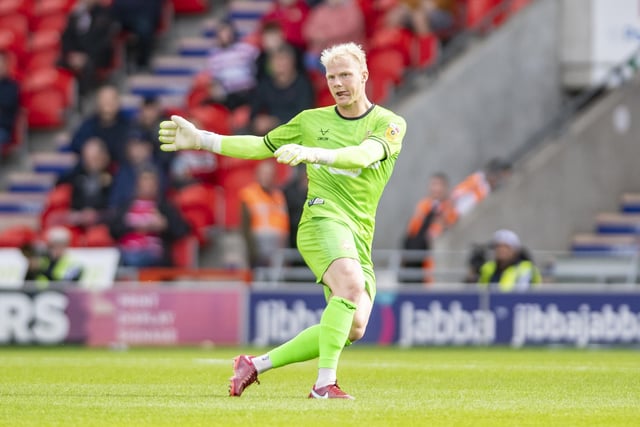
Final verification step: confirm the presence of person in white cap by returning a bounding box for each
[477,229,541,291]
[32,227,83,287]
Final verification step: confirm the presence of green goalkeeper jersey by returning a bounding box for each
[263,104,406,244]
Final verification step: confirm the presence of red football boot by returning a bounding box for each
[229,355,259,397]
[308,382,354,399]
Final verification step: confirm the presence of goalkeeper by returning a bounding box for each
[159,42,406,399]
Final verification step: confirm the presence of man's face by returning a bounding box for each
[325,55,367,109]
[428,176,448,201]
[96,87,119,121]
[494,243,516,263]
[256,161,276,189]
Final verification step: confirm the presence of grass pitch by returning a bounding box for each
[1,346,638,427]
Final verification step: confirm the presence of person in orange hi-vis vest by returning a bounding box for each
[450,157,512,218]
[239,160,290,268]
[402,172,457,284]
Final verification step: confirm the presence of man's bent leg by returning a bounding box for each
[313,258,363,392]
[265,324,321,369]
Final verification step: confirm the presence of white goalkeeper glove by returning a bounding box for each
[274,144,335,166]
[158,115,221,152]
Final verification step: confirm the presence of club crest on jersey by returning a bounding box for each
[385,123,401,141]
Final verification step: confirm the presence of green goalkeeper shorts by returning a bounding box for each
[296,217,376,302]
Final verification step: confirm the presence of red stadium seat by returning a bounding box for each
[188,103,231,135]
[172,235,199,268]
[368,49,407,85]
[508,0,531,15]
[83,224,115,247]
[0,26,28,71]
[0,225,37,248]
[22,87,66,128]
[464,0,502,30]
[40,183,72,230]
[21,66,76,110]
[412,33,440,69]
[217,160,258,229]
[186,72,212,109]
[173,183,219,244]
[0,0,32,17]
[31,11,68,33]
[171,0,209,15]
[229,105,251,132]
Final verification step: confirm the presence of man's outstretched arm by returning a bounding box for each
[274,140,386,169]
[158,115,273,160]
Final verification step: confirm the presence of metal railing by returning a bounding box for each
[252,247,640,287]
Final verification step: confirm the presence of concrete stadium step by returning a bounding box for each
[621,193,640,213]
[178,37,212,57]
[227,0,271,34]
[6,172,57,193]
[151,55,207,76]
[0,212,40,233]
[121,93,186,117]
[30,151,77,175]
[595,212,640,234]
[551,253,639,284]
[0,192,47,213]
[571,232,639,254]
[127,74,194,98]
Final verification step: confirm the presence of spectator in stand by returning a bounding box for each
[131,96,172,173]
[59,0,116,95]
[108,130,166,208]
[70,85,132,165]
[0,51,19,151]
[401,0,457,36]
[401,172,457,283]
[477,229,541,291]
[206,18,260,111]
[282,164,308,249]
[58,137,113,232]
[239,160,290,269]
[255,20,305,82]
[111,0,164,71]
[260,0,310,51]
[28,227,83,286]
[302,0,365,71]
[451,157,512,218]
[108,167,191,267]
[250,44,314,136]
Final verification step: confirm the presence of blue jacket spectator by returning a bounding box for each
[111,0,164,70]
[70,85,131,165]
[109,130,167,208]
[0,52,19,148]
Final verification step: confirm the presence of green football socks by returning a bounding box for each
[318,296,357,369]
[266,297,357,371]
[268,324,322,369]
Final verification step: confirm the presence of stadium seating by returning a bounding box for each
[171,0,209,15]
[0,192,47,214]
[30,151,76,175]
[0,108,26,158]
[6,172,57,193]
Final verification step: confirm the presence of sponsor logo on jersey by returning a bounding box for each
[318,128,329,141]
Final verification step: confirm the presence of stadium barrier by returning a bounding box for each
[2,284,640,348]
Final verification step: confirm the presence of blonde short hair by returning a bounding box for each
[320,42,368,72]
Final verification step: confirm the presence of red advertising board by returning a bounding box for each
[66,286,244,346]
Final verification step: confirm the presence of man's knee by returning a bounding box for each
[349,324,366,342]
[326,259,365,301]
